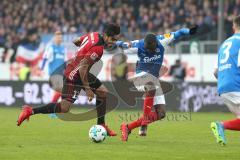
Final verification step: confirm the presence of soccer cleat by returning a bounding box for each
[120,123,130,142]
[101,124,117,136]
[139,125,148,136]
[211,122,226,146]
[49,113,58,119]
[17,105,33,126]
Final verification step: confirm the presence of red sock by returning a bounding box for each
[143,96,154,116]
[128,112,159,131]
[51,92,61,103]
[142,111,159,123]
[128,117,143,130]
[223,119,240,131]
[147,112,159,122]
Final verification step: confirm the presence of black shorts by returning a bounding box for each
[62,73,102,103]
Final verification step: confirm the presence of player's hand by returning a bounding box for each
[189,25,198,35]
[159,65,168,77]
[85,88,94,102]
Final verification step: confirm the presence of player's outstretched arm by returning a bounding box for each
[158,25,198,46]
[40,45,54,70]
[159,65,169,77]
[40,58,47,70]
[73,38,82,46]
[73,35,88,46]
[116,39,140,49]
[174,25,198,38]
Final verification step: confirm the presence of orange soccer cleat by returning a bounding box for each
[101,124,117,136]
[17,105,33,126]
[120,123,130,142]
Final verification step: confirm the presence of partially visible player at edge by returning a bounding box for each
[41,31,67,118]
[211,15,240,146]
[117,26,198,141]
[17,23,120,136]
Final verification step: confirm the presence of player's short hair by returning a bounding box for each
[144,33,157,50]
[55,30,62,35]
[144,33,157,44]
[104,23,120,36]
[233,15,240,28]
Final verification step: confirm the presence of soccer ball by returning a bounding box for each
[89,125,107,143]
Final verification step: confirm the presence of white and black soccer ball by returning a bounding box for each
[89,125,107,143]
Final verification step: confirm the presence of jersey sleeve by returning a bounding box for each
[123,48,138,54]
[43,45,53,60]
[157,33,175,48]
[157,28,190,48]
[116,39,140,49]
[79,35,88,44]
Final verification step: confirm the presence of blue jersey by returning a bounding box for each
[42,43,66,75]
[117,28,190,77]
[218,33,240,94]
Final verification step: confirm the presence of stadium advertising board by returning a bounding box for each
[0,81,227,112]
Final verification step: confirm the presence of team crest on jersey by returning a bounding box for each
[155,48,160,52]
[90,52,99,61]
[164,33,171,38]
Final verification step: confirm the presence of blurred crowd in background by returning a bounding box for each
[0,0,239,63]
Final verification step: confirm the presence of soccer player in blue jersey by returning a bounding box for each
[41,31,67,117]
[211,15,240,146]
[117,26,198,141]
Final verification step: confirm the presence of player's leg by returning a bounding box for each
[139,94,166,136]
[49,74,64,118]
[89,74,117,136]
[17,99,73,126]
[141,72,164,126]
[210,92,240,145]
[121,72,157,141]
[141,82,156,125]
[139,104,166,136]
[120,82,156,141]
[17,78,77,126]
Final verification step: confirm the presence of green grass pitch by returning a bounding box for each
[0,107,240,160]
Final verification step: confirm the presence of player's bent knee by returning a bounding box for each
[61,106,70,113]
[60,100,71,113]
[154,104,166,120]
[158,111,166,119]
[53,86,62,93]
[95,85,108,98]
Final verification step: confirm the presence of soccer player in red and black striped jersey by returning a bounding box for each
[17,23,120,136]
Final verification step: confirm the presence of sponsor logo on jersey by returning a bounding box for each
[143,55,161,63]
[164,33,171,39]
[218,63,232,71]
[55,54,65,59]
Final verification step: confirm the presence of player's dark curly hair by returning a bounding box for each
[104,23,120,36]
[144,33,157,51]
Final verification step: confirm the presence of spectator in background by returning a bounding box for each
[111,53,128,81]
[169,59,186,82]
[18,63,31,81]
[41,31,67,118]
[0,0,239,64]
